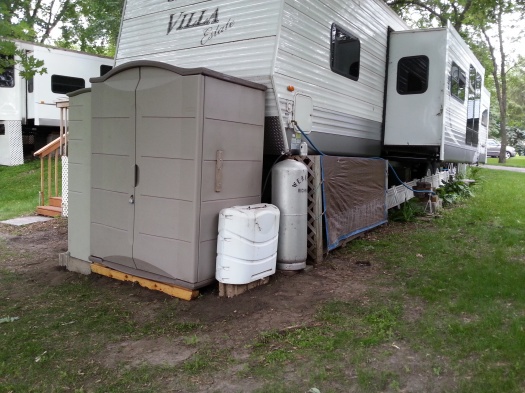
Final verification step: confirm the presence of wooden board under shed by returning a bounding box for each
[90,263,199,301]
[218,277,270,298]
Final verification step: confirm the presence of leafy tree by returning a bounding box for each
[1,0,122,78]
[0,3,46,79]
[55,0,124,55]
[385,0,525,163]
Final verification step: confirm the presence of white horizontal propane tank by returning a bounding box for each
[216,204,280,285]
[271,159,308,270]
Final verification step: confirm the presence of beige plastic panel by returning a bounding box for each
[68,91,92,262]
[200,160,262,202]
[91,223,134,266]
[91,154,134,194]
[91,189,134,231]
[91,68,140,118]
[204,77,265,125]
[69,101,89,122]
[133,234,196,283]
[68,139,90,165]
[136,69,201,118]
[91,118,135,156]
[133,67,203,283]
[134,196,195,243]
[136,117,199,160]
[135,157,198,201]
[90,68,139,264]
[68,163,90,193]
[202,119,264,162]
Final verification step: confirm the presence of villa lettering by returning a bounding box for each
[166,5,235,46]
[167,7,219,34]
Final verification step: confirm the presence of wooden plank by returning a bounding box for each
[40,157,44,205]
[218,277,270,298]
[34,135,62,157]
[54,150,58,197]
[36,205,62,217]
[312,156,323,263]
[48,154,51,201]
[90,263,199,301]
[49,197,62,208]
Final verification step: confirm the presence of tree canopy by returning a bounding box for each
[1,0,123,78]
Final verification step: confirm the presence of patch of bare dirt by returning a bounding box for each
[103,338,198,368]
[0,218,452,392]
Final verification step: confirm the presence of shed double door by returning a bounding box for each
[90,65,264,288]
[91,67,204,285]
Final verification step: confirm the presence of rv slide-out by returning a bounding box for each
[384,23,487,164]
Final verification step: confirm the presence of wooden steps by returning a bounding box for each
[37,197,62,217]
[49,197,62,207]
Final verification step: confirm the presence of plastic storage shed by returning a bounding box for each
[88,61,266,289]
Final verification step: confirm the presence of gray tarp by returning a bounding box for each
[322,157,388,250]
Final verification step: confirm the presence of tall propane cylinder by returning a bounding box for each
[271,159,308,270]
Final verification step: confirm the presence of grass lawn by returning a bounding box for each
[0,159,42,220]
[1,166,525,392]
[486,155,525,167]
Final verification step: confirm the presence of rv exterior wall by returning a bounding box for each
[30,45,113,126]
[115,0,411,157]
[0,58,24,121]
[442,26,484,163]
[0,39,113,127]
[273,0,407,155]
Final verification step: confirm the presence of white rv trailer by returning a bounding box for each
[0,39,113,166]
[383,24,487,164]
[115,0,409,157]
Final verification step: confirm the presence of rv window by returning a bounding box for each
[450,62,466,102]
[100,65,112,76]
[51,75,85,94]
[330,24,360,81]
[27,78,34,93]
[396,56,429,95]
[465,66,482,146]
[0,124,5,136]
[481,109,488,127]
[0,55,15,88]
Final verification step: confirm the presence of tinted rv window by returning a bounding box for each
[0,55,15,88]
[51,75,85,94]
[465,66,482,146]
[100,65,112,76]
[396,56,429,94]
[450,62,466,102]
[481,109,488,127]
[330,24,360,81]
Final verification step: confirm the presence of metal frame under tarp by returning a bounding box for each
[322,156,388,251]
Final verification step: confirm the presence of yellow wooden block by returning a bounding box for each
[90,263,199,301]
